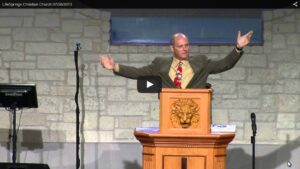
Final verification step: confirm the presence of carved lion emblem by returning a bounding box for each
[170,98,199,128]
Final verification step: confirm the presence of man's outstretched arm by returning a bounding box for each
[208,30,253,74]
[99,54,157,79]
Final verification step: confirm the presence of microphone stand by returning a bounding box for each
[251,133,255,169]
[8,103,18,165]
[74,43,81,169]
[251,117,256,169]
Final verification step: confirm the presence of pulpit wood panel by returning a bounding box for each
[159,88,212,135]
[134,131,235,169]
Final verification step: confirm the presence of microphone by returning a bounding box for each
[205,83,211,89]
[76,42,81,51]
[251,112,257,135]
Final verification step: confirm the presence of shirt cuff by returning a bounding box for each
[113,63,120,72]
[235,46,243,53]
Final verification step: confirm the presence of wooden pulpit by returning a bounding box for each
[134,88,235,169]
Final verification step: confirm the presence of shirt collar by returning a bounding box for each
[172,57,189,67]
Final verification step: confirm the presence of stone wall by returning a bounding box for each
[0,9,299,144]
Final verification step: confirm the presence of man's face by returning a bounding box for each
[170,36,189,60]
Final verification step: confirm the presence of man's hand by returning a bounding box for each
[99,54,115,70]
[236,30,253,49]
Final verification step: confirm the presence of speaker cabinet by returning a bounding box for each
[0,163,50,169]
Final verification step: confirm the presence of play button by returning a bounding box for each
[146,81,154,88]
[137,76,162,93]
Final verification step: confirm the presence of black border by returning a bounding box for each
[0,0,298,8]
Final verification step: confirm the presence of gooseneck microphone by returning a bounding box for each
[251,112,257,136]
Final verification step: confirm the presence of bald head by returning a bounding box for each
[170,33,189,45]
[170,33,190,60]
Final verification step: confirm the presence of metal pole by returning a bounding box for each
[74,43,81,169]
[251,135,255,169]
[12,107,17,164]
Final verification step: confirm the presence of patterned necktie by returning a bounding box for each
[173,61,182,88]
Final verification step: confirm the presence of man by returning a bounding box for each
[99,31,253,89]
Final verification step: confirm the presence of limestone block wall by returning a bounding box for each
[0,9,299,144]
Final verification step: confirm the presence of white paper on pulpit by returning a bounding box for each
[211,124,236,133]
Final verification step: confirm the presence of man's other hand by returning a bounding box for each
[99,54,115,70]
[236,30,254,49]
